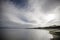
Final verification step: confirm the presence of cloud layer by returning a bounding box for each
[2,0,60,28]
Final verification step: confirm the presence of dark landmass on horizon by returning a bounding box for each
[26,25,60,29]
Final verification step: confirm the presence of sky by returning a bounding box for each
[1,0,60,28]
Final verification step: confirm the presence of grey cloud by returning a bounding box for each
[41,0,60,13]
[20,16,36,23]
[10,0,28,9]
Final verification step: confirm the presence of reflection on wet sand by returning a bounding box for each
[1,26,60,40]
[1,29,53,40]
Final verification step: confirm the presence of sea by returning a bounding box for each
[1,29,53,40]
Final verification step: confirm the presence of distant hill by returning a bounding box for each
[27,25,60,29]
[42,25,60,29]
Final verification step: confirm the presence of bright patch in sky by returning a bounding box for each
[45,14,56,22]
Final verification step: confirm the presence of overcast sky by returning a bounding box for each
[1,0,60,28]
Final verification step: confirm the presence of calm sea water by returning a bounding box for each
[1,29,53,40]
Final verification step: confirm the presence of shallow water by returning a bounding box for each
[1,29,53,40]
